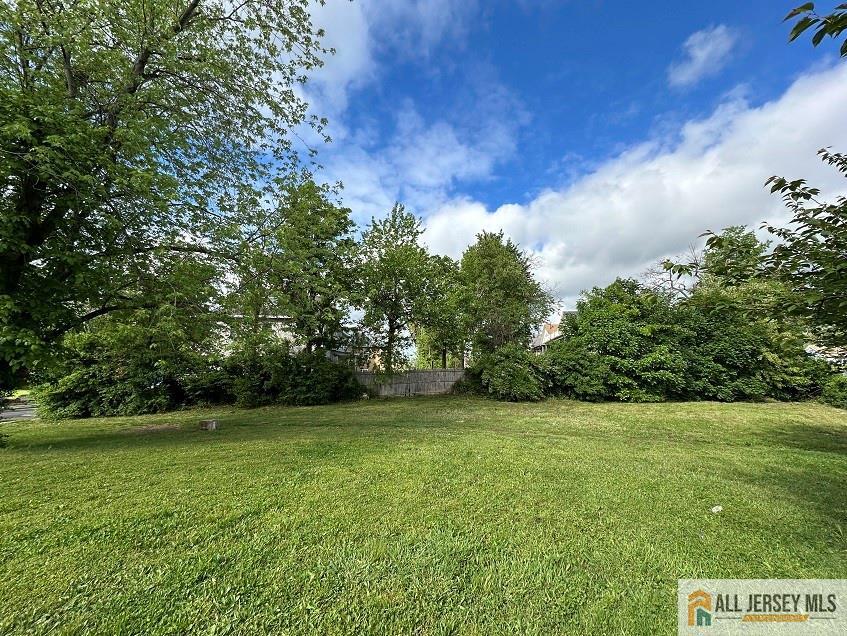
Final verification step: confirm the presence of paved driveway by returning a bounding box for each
[0,398,36,421]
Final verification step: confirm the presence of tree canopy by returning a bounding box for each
[459,231,553,354]
[0,0,329,387]
[357,204,430,373]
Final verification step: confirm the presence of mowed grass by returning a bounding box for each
[0,398,845,635]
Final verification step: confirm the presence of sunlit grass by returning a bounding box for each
[1,397,845,635]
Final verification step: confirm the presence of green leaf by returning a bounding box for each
[784,3,815,21]
[788,15,818,41]
[811,26,828,46]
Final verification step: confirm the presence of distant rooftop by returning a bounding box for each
[531,322,562,350]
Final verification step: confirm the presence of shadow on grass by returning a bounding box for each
[737,465,847,534]
[5,414,449,455]
[754,421,847,455]
[728,423,847,532]
[3,397,482,454]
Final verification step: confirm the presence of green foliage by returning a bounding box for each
[774,7,847,340]
[35,315,362,418]
[224,340,299,409]
[230,180,357,352]
[357,204,430,373]
[543,337,610,401]
[35,333,198,419]
[662,226,769,299]
[0,0,328,382]
[763,150,847,343]
[541,278,828,403]
[450,371,486,396]
[289,350,363,406]
[702,226,769,286]
[557,280,687,402]
[474,343,545,402]
[821,374,847,409]
[276,183,356,351]
[225,343,362,408]
[459,231,553,354]
[784,2,847,57]
[35,297,221,418]
[413,255,466,368]
[181,363,235,407]
[413,326,464,369]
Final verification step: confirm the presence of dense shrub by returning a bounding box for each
[450,369,485,396]
[539,278,828,404]
[541,280,692,402]
[543,338,610,401]
[35,327,202,419]
[223,344,362,408]
[474,343,545,402]
[682,283,830,402]
[288,351,362,405]
[182,362,235,406]
[224,341,298,408]
[821,375,847,409]
[36,320,362,418]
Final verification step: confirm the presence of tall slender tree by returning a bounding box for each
[271,181,356,352]
[357,204,429,373]
[413,255,465,368]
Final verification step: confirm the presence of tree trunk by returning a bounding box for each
[385,318,395,374]
[441,348,447,369]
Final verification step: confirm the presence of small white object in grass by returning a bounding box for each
[361,393,369,400]
[199,419,218,431]
[711,505,723,514]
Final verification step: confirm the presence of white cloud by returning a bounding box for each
[319,89,525,220]
[422,64,847,308]
[366,0,479,58]
[305,0,479,119]
[668,25,738,88]
[298,0,492,178]
[307,1,375,117]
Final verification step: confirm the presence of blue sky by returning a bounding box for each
[303,1,847,307]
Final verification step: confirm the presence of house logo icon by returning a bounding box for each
[688,589,713,627]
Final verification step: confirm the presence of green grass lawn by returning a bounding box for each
[1,397,845,635]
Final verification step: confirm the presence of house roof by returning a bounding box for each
[531,322,561,349]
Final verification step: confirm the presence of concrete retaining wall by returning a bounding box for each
[356,369,465,397]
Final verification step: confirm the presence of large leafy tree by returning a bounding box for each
[0,0,329,387]
[459,231,553,354]
[225,179,356,352]
[269,180,356,352]
[357,204,429,373]
[413,255,465,368]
